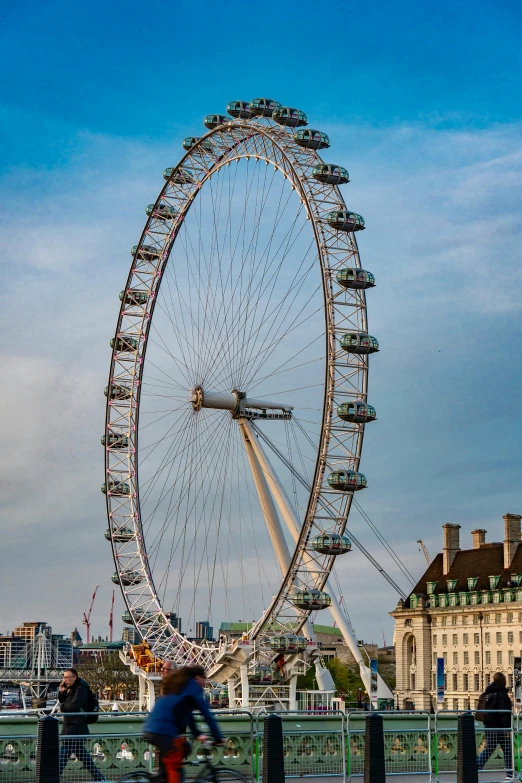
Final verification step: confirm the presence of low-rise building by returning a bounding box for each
[391,513,522,710]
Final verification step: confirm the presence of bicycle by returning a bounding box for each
[117,741,249,783]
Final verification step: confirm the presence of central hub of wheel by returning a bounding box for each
[191,387,245,413]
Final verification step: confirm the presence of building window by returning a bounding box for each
[486,651,491,664]
[462,615,468,625]
[475,651,480,664]
[496,632,502,644]
[468,577,479,590]
[507,612,513,623]
[484,614,490,624]
[433,635,437,647]
[432,617,438,626]
[489,575,500,590]
[485,632,491,644]
[443,652,448,663]
[405,619,412,627]
[442,634,448,646]
[464,651,469,664]
[453,673,458,690]
[508,631,514,644]
[463,673,469,690]
[463,633,469,645]
[453,652,458,665]
[486,673,491,685]
[519,613,522,623]
[433,672,436,689]
[453,634,458,645]
[474,674,480,691]
[473,614,480,624]
[497,651,503,665]
[509,674,513,687]
[441,617,447,626]
[433,653,437,666]
[509,651,514,664]
[411,673,415,690]
[452,616,458,626]
[519,631,522,644]
[495,614,502,624]
[474,633,480,644]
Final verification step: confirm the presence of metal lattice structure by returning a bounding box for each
[103,99,382,694]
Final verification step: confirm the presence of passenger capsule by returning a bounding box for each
[250,98,282,117]
[337,401,376,424]
[311,534,352,555]
[250,665,274,684]
[120,289,149,306]
[146,202,178,221]
[291,589,331,610]
[312,164,349,185]
[105,527,134,542]
[101,432,129,449]
[326,210,365,232]
[226,100,254,119]
[164,167,194,184]
[272,107,308,127]
[131,244,161,261]
[104,383,131,401]
[340,332,379,355]
[101,479,131,495]
[204,114,228,130]
[122,610,133,624]
[327,471,367,491]
[336,268,375,290]
[182,137,213,152]
[110,335,138,353]
[112,570,144,587]
[293,129,330,150]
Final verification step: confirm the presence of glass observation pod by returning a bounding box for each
[337,401,377,423]
[110,334,138,353]
[104,383,131,400]
[182,137,213,152]
[120,289,149,306]
[105,527,134,542]
[340,332,379,355]
[163,167,194,184]
[226,100,254,119]
[203,114,229,130]
[270,634,308,653]
[122,609,153,624]
[292,589,331,611]
[293,129,330,150]
[131,244,161,261]
[250,665,274,684]
[272,107,308,127]
[336,268,375,290]
[145,202,178,221]
[112,571,144,587]
[250,97,282,117]
[311,534,352,555]
[326,210,365,232]
[327,470,367,492]
[312,164,350,185]
[101,479,131,495]
[101,432,129,449]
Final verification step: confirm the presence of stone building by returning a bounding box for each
[391,514,522,710]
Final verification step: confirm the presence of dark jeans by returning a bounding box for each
[59,737,105,781]
[477,729,513,771]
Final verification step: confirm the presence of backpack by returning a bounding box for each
[85,685,99,724]
[476,691,498,723]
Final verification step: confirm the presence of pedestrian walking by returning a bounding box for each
[58,668,105,781]
[477,671,513,780]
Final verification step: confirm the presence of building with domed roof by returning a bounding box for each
[391,513,522,710]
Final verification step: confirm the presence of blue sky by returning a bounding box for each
[1,0,521,643]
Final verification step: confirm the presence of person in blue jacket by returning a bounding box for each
[144,665,224,783]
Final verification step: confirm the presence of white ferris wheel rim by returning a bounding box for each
[104,108,374,672]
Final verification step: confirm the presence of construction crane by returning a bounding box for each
[417,540,431,565]
[82,585,98,644]
[109,590,115,642]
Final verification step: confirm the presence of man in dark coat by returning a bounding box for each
[58,668,105,781]
[477,671,513,778]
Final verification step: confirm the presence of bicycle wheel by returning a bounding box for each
[203,769,249,783]
[116,772,156,783]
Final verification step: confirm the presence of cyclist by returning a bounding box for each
[144,665,224,783]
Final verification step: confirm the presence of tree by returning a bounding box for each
[296,657,365,700]
[77,651,139,700]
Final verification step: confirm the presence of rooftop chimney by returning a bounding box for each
[443,523,461,575]
[503,514,522,569]
[471,529,486,549]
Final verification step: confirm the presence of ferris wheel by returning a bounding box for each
[103,98,388,701]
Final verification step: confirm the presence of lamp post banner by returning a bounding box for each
[436,657,445,704]
[514,656,521,708]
